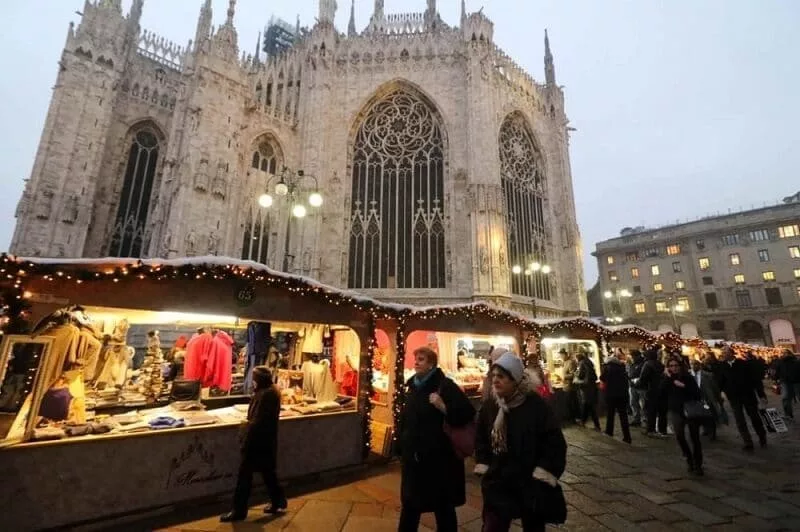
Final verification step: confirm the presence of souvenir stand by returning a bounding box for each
[390,304,532,434]
[532,317,607,421]
[0,255,393,531]
[603,325,659,355]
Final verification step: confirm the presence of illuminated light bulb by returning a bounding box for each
[512,265,522,274]
[275,182,289,196]
[308,192,323,207]
[292,204,307,218]
[258,193,273,208]
[541,265,551,274]
[531,262,542,272]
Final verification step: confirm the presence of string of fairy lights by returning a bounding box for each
[0,253,730,452]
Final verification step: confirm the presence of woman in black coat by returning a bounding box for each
[397,347,476,532]
[475,353,567,532]
[661,356,705,476]
[575,352,601,430]
[221,366,287,522]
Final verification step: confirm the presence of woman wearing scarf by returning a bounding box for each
[396,347,476,532]
[474,353,567,532]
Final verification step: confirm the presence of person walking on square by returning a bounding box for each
[774,349,798,420]
[221,366,287,522]
[396,347,476,532]
[639,348,668,437]
[474,353,567,532]
[601,352,632,443]
[690,359,722,440]
[627,349,646,427]
[662,356,705,476]
[561,349,579,423]
[574,352,601,430]
[718,346,768,451]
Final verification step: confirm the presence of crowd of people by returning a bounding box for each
[215,343,798,531]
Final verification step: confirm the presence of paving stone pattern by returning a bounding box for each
[139,403,799,532]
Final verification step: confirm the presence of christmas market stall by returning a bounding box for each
[603,324,659,353]
[0,255,393,531]
[530,317,606,421]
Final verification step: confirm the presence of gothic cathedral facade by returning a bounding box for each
[10,0,587,316]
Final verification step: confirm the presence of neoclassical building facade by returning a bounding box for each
[10,0,587,316]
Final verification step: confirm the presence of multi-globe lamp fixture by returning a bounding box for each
[511,262,552,276]
[258,169,323,217]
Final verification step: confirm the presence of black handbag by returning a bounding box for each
[169,379,201,402]
[523,479,568,524]
[684,400,713,420]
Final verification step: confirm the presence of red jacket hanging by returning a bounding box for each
[184,332,214,382]
[205,331,234,391]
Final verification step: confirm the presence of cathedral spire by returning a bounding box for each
[348,0,357,36]
[255,31,261,62]
[373,0,384,19]
[461,0,467,24]
[544,29,556,86]
[225,0,236,26]
[193,0,212,50]
[319,0,337,25]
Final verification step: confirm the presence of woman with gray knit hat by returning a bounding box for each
[475,352,568,531]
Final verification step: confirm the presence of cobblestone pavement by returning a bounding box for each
[147,402,799,532]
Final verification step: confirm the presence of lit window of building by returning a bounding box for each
[653,282,663,292]
[634,302,646,314]
[607,256,615,265]
[631,267,639,279]
[698,257,710,271]
[675,280,685,290]
[656,300,668,312]
[763,271,776,282]
[790,246,800,259]
[666,244,681,256]
[729,253,740,265]
[734,274,745,284]
[651,265,660,276]
[778,224,799,238]
[795,268,800,279]
[608,271,618,282]
[677,296,690,311]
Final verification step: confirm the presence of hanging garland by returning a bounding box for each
[392,319,407,444]
[361,316,376,459]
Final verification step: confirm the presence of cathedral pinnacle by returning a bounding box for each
[544,29,556,85]
[461,0,467,23]
[319,0,337,25]
[348,0,357,37]
[226,0,236,26]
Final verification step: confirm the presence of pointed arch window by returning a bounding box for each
[241,207,271,264]
[251,142,277,174]
[500,113,551,300]
[108,127,160,258]
[348,88,446,289]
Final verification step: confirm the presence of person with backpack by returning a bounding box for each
[574,351,601,430]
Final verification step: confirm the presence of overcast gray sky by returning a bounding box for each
[1,0,798,286]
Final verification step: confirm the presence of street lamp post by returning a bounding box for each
[604,288,632,324]
[258,167,323,272]
[511,261,552,318]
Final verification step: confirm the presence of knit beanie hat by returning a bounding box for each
[492,352,525,383]
[489,346,510,364]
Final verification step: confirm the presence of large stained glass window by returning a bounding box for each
[348,88,446,289]
[500,113,551,300]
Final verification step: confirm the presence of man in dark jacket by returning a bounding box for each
[575,352,600,430]
[627,350,646,426]
[221,366,286,522]
[690,359,722,440]
[397,347,475,532]
[774,349,798,419]
[601,353,632,443]
[475,353,567,531]
[718,347,768,451]
[638,348,668,436]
